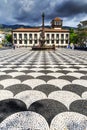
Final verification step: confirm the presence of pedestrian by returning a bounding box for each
[72,44,74,50]
[13,44,15,50]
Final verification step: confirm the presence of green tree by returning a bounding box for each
[76,23,87,47]
[76,30,87,47]
[70,27,87,47]
[5,34,12,43]
[69,28,78,44]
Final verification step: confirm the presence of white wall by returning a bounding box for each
[13,31,69,47]
[0,33,5,43]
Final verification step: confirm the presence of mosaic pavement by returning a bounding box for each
[0,48,87,129]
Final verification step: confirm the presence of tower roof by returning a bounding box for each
[53,17,62,21]
[51,17,63,28]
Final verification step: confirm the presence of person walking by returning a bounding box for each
[13,44,15,49]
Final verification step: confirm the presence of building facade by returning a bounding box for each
[0,31,5,44]
[12,17,69,48]
[80,20,87,29]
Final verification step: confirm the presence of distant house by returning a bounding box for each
[77,20,87,47]
[78,20,87,29]
[0,31,5,44]
[12,17,69,48]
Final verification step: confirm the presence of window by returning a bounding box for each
[47,40,49,44]
[52,40,54,44]
[24,40,27,44]
[19,34,22,39]
[14,40,17,44]
[24,34,27,39]
[14,34,17,38]
[34,34,37,39]
[52,34,54,40]
[35,40,37,44]
[56,22,58,25]
[29,34,32,39]
[59,22,62,25]
[56,40,59,44]
[66,34,68,38]
[52,34,54,38]
[61,34,64,39]
[66,40,68,44]
[29,40,32,44]
[61,40,64,44]
[19,40,22,44]
[47,34,49,38]
[56,34,59,39]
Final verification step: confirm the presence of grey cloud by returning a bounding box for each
[13,0,87,25]
[0,0,87,26]
[55,0,87,17]
[13,0,52,25]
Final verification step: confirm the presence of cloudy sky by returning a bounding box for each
[0,0,87,27]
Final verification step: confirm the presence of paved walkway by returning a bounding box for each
[0,48,87,129]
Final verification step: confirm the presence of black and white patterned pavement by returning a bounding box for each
[0,48,87,129]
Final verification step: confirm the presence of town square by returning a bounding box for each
[0,0,87,129]
[0,48,86,129]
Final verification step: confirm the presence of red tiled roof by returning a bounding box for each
[53,17,62,21]
[13,28,40,32]
[45,28,69,32]
[13,27,69,33]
